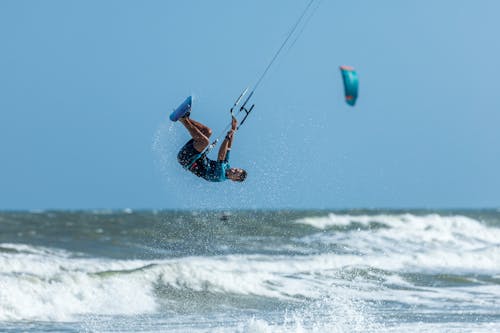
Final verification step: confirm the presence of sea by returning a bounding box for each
[0,210,499,333]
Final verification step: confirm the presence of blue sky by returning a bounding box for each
[1,0,499,210]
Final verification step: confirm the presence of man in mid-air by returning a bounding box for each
[175,111,247,182]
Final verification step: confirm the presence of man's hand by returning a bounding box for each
[231,116,238,131]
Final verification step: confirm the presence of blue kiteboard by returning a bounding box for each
[170,96,192,121]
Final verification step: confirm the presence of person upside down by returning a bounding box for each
[176,112,247,182]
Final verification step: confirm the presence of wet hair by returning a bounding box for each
[238,169,247,182]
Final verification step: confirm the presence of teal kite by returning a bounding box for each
[339,66,358,106]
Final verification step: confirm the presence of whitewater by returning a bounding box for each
[0,210,499,332]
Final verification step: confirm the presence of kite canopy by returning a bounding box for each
[339,66,358,106]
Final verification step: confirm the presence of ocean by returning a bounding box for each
[0,210,499,332]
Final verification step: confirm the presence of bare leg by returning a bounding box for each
[179,117,210,152]
[188,118,212,138]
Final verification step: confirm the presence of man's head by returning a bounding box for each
[226,168,247,182]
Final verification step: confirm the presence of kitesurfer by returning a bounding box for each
[176,112,247,182]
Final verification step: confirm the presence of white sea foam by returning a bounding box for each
[2,214,499,322]
[295,213,500,274]
[1,240,500,322]
[0,244,157,321]
[235,320,500,333]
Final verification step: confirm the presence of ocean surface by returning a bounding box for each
[0,210,499,332]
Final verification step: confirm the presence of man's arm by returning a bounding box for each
[217,116,237,162]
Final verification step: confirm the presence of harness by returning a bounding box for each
[184,152,204,171]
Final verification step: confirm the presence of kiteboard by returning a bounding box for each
[170,96,192,121]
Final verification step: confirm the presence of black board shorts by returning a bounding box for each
[177,139,202,168]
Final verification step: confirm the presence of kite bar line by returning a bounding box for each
[238,0,318,120]
[205,0,319,155]
[250,0,316,95]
